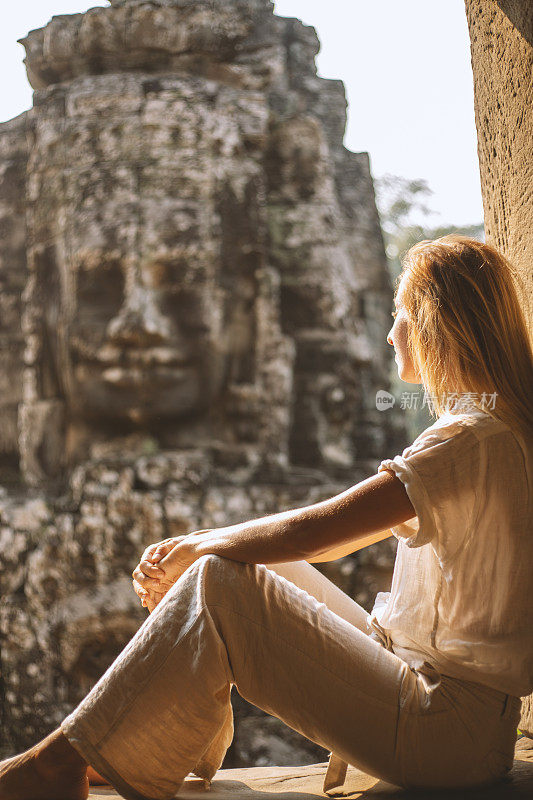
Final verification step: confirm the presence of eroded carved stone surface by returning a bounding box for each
[0,0,403,760]
[465,0,533,736]
[465,1,533,332]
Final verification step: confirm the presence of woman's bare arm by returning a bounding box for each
[305,528,394,563]
[186,469,414,565]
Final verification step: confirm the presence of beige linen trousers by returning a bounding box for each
[61,554,522,800]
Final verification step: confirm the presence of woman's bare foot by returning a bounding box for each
[87,765,110,785]
[0,727,89,800]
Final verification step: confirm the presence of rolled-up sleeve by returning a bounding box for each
[377,419,482,558]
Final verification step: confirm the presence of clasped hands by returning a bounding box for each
[131,530,210,613]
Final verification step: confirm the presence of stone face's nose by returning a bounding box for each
[106,285,174,348]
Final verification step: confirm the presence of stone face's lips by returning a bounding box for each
[71,339,193,368]
[101,365,192,386]
[112,347,192,368]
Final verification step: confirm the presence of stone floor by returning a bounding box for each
[89,739,533,799]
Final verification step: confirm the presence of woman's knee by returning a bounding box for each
[195,553,243,571]
[194,553,253,586]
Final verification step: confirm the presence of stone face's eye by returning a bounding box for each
[76,259,125,321]
[71,259,126,351]
[142,257,208,290]
[158,288,211,333]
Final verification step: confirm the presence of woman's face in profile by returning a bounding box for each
[386,277,422,385]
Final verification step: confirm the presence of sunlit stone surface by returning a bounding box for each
[88,740,533,799]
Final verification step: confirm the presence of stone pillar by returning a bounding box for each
[464,0,533,735]
[465,0,533,333]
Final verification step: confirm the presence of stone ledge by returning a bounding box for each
[89,739,533,799]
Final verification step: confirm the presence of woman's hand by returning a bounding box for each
[131,532,210,612]
[139,587,166,613]
[152,534,203,585]
[131,538,180,610]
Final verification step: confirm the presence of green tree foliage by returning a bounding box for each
[375,174,485,285]
[374,174,485,440]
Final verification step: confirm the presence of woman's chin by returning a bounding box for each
[397,364,420,385]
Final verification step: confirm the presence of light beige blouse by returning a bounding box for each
[324,407,532,795]
[367,407,532,700]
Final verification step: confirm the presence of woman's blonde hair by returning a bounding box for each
[396,234,533,434]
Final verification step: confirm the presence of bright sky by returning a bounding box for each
[2,0,483,226]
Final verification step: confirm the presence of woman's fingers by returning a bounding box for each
[139,542,167,576]
[139,559,165,578]
[140,542,160,564]
[132,542,165,587]
[132,577,150,601]
[150,539,178,563]
[131,544,161,583]
[145,590,166,613]
[133,575,171,602]
[136,541,176,579]
[145,595,157,613]
[151,534,200,564]
[132,564,163,590]
[142,545,174,571]
[133,580,161,610]
[132,537,193,597]
[155,539,196,585]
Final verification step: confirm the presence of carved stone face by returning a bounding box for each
[30,76,263,426]
[41,245,229,424]
[14,0,393,475]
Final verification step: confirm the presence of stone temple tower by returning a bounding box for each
[0,0,405,760]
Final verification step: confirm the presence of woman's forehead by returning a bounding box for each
[395,278,407,305]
